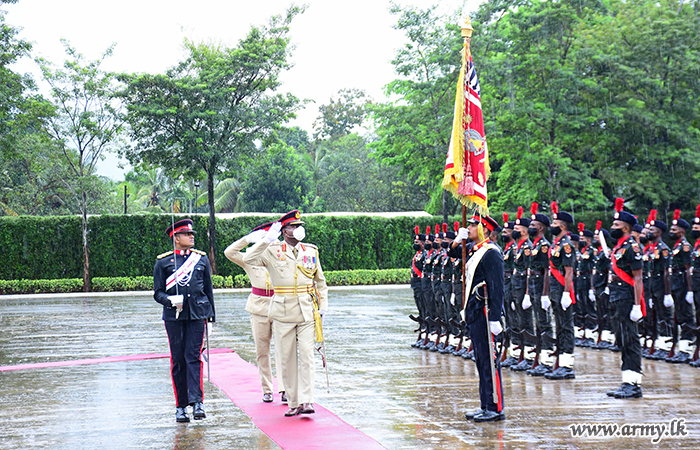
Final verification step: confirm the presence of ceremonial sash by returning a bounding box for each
[548,237,576,304]
[165,252,202,290]
[462,240,495,310]
[611,238,646,316]
[412,252,422,278]
[251,286,274,297]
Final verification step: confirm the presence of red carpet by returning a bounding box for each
[206,349,387,450]
[0,348,231,372]
[1,348,386,449]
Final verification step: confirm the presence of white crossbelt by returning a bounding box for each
[166,252,202,290]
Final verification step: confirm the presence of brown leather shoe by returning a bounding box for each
[300,403,315,414]
[262,393,273,403]
[284,406,303,417]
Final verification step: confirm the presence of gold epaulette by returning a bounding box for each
[157,250,173,259]
[303,243,318,250]
[192,249,207,255]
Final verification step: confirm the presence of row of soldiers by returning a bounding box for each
[410,202,700,398]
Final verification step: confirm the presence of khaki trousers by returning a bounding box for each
[274,319,315,408]
[250,313,284,394]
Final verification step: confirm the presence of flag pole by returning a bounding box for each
[461,17,473,310]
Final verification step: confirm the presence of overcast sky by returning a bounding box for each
[5,0,482,180]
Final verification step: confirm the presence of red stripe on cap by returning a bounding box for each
[170,224,193,237]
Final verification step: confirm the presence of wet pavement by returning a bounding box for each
[1,287,699,449]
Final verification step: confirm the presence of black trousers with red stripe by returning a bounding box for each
[468,307,503,413]
[165,320,205,407]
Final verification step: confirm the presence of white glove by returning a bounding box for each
[510,301,515,311]
[489,321,503,335]
[245,229,266,244]
[561,291,573,310]
[263,221,282,243]
[206,322,213,338]
[588,289,596,302]
[522,294,532,310]
[541,295,551,310]
[167,294,183,308]
[604,287,610,295]
[450,293,456,306]
[664,294,674,308]
[319,309,326,325]
[167,295,184,318]
[686,291,694,304]
[456,227,469,242]
[629,304,643,322]
[649,296,653,309]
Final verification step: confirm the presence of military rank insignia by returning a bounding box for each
[564,244,572,254]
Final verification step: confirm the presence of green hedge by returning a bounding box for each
[0,269,411,294]
[1,214,440,280]
[2,210,657,282]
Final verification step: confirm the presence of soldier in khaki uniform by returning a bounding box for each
[243,210,328,417]
[224,221,285,404]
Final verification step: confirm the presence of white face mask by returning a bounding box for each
[292,226,306,241]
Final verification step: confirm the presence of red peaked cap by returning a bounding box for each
[166,218,196,237]
[279,209,304,227]
[468,213,499,232]
[252,221,274,232]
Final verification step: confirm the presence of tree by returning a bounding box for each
[238,143,312,213]
[577,0,700,214]
[313,88,369,140]
[314,133,426,212]
[37,41,123,290]
[119,6,303,273]
[370,5,464,217]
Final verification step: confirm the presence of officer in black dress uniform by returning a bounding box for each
[411,227,428,348]
[666,210,695,363]
[457,213,505,423]
[542,202,576,380]
[606,198,645,398]
[154,218,216,422]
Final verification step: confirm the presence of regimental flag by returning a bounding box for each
[442,35,490,213]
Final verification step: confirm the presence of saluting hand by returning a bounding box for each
[264,222,282,243]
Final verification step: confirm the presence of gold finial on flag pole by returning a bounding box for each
[461,16,473,40]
